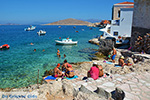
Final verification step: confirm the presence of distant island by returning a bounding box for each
[43,18,92,26]
[0,23,20,25]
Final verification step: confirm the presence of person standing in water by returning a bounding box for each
[57,49,60,57]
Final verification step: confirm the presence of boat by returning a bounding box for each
[37,30,46,36]
[0,44,10,49]
[24,25,36,31]
[55,38,78,45]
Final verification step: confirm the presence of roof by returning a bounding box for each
[122,6,134,8]
[115,1,134,5]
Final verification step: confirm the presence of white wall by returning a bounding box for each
[111,8,133,37]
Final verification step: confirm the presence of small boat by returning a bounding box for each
[37,30,46,36]
[24,25,36,31]
[0,44,10,49]
[55,38,78,45]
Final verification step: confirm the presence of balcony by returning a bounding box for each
[111,20,120,26]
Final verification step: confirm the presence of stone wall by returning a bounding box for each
[131,0,150,53]
[132,0,150,29]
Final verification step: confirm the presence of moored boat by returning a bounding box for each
[24,25,36,31]
[37,30,46,36]
[55,38,78,45]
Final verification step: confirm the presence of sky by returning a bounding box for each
[0,0,134,24]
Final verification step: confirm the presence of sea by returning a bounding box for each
[0,25,102,88]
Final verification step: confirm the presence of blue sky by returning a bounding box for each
[0,0,134,24]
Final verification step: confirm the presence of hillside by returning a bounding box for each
[43,18,92,25]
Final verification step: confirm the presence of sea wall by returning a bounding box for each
[131,0,150,53]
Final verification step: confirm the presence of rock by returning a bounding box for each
[48,81,62,95]
[74,91,102,100]
[95,87,112,99]
[112,87,125,100]
[91,57,101,60]
[75,85,104,100]
[99,39,114,56]
[62,80,74,96]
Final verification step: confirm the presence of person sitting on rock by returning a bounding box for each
[65,64,75,78]
[118,56,125,67]
[97,64,104,77]
[62,59,69,72]
[106,52,111,60]
[87,62,99,80]
[54,63,63,77]
[124,57,133,66]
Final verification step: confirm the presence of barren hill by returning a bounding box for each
[44,18,92,25]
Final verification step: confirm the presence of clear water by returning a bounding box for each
[0,25,102,88]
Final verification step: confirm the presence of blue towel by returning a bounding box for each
[44,75,56,80]
[104,61,113,64]
[115,65,122,67]
[66,75,78,80]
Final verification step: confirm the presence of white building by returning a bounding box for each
[100,2,134,41]
[111,7,133,38]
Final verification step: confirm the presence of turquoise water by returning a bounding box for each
[0,25,102,88]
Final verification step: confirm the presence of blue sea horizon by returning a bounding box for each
[0,25,102,88]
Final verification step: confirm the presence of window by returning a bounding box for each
[118,10,120,18]
[114,32,118,36]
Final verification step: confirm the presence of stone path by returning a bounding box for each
[70,72,150,100]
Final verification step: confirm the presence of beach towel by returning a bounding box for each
[104,61,113,64]
[115,65,122,67]
[66,75,78,80]
[44,75,57,80]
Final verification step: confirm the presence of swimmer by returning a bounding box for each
[30,43,34,45]
[57,49,60,56]
[64,54,66,58]
[34,49,36,52]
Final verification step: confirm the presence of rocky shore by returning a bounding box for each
[0,47,150,100]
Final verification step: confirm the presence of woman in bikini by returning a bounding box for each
[65,64,75,78]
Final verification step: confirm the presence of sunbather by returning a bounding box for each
[54,63,63,77]
[118,56,125,67]
[62,59,69,71]
[87,62,99,80]
[97,64,104,77]
[65,64,75,78]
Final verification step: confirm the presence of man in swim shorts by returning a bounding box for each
[111,47,117,63]
[54,63,62,77]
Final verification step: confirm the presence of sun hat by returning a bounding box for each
[93,62,98,65]
[120,56,124,59]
